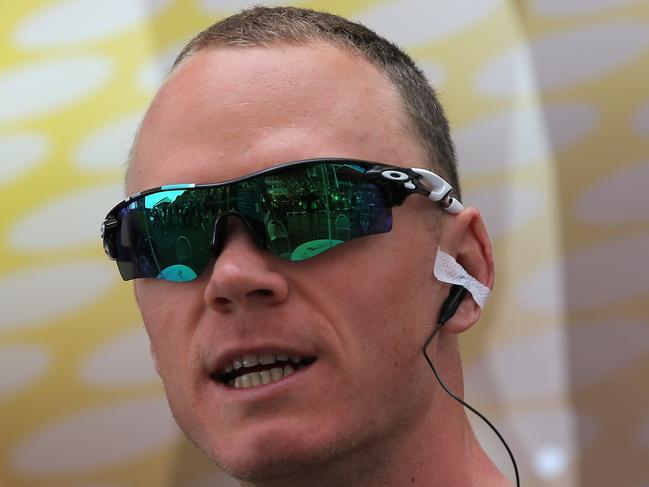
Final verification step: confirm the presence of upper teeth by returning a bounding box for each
[224,353,303,373]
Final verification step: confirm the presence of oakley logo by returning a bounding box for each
[381,170,409,181]
[381,170,416,190]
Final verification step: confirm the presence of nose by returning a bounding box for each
[203,215,290,313]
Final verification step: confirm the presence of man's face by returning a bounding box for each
[130,43,449,479]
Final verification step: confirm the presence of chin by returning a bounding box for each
[217,444,315,482]
[193,421,361,483]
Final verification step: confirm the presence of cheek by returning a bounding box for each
[136,284,208,435]
[327,255,438,432]
[308,232,438,350]
[347,235,436,320]
[135,281,203,373]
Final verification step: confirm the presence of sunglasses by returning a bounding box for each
[101,158,463,282]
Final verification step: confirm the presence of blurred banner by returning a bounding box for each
[1,1,648,486]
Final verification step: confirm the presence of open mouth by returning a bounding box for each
[212,353,317,389]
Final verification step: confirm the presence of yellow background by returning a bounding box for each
[1,1,648,486]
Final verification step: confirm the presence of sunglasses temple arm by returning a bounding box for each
[410,168,464,214]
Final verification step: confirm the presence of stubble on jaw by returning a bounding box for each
[207,408,422,486]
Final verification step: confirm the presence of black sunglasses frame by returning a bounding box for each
[100,158,462,276]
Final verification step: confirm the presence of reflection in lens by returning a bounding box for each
[115,161,394,281]
[157,264,198,282]
[290,239,344,261]
[259,162,391,260]
[119,187,225,280]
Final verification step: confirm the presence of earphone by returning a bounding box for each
[438,284,469,326]
[423,284,521,487]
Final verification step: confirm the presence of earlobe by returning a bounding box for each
[439,287,482,334]
[437,207,495,335]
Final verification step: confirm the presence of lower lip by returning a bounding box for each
[211,362,316,400]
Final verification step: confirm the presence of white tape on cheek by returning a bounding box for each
[434,248,490,308]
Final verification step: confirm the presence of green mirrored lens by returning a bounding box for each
[122,187,228,280]
[257,162,391,261]
[118,161,393,281]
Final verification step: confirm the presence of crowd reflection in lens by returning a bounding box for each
[137,163,390,272]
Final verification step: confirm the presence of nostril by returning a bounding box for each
[254,289,273,297]
[213,296,232,307]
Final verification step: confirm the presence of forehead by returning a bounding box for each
[128,42,424,194]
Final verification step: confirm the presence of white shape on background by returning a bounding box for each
[418,61,446,88]
[466,328,570,404]
[11,397,178,475]
[0,57,112,122]
[14,0,170,47]
[10,183,124,251]
[545,103,599,151]
[530,21,649,90]
[518,234,649,312]
[81,326,158,387]
[0,345,50,401]
[0,261,115,332]
[466,319,649,402]
[633,98,649,135]
[532,444,570,479]
[200,0,302,11]
[464,185,543,239]
[475,44,537,98]
[534,0,643,17]
[470,406,592,484]
[0,133,49,185]
[455,103,597,173]
[455,104,549,173]
[574,161,649,224]
[356,0,502,46]
[137,42,184,91]
[508,409,596,476]
[74,113,143,170]
[478,21,649,96]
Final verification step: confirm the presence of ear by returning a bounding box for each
[437,207,494,334]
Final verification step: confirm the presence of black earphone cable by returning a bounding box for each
[423,320,521,487]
